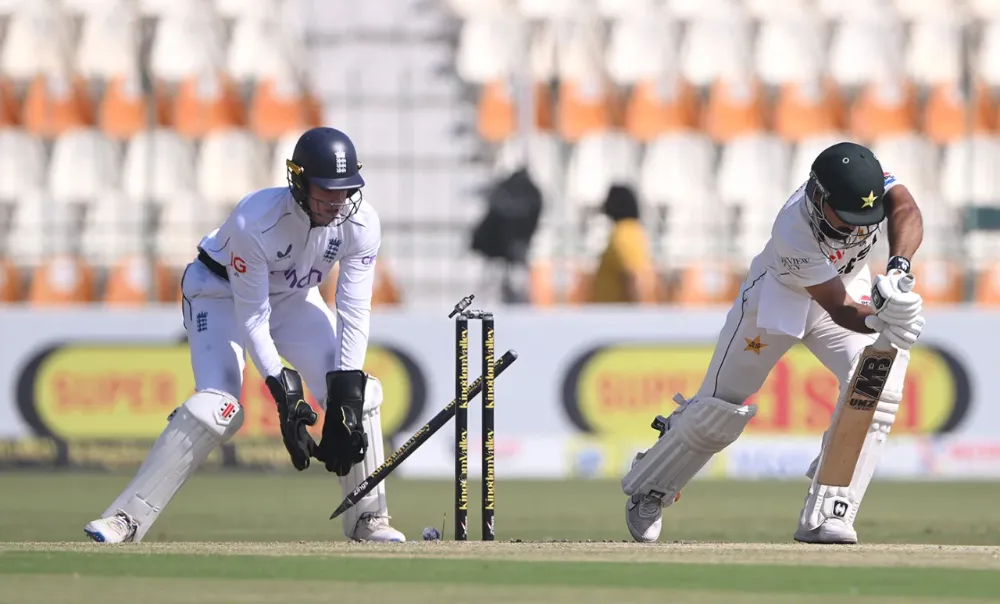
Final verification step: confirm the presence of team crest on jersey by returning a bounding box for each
[324,238,342,262]
[744,336,767,355]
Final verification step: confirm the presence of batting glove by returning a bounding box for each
[865,314,925,351]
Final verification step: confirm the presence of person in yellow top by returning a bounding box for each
[589,184,655,303]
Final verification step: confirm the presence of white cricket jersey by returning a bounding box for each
[196,187,381,379]
[749,171,900,294]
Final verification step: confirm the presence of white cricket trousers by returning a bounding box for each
[179,259,342,405]
[696,267,910,404]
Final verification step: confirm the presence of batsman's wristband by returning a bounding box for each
[887,256,910,274]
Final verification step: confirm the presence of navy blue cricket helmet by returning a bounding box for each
[286,127,365,224]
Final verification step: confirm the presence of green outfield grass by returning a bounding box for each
[1,473,999,544]
[1,473,999,603]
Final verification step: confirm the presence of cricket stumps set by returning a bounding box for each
[331,294,514,541]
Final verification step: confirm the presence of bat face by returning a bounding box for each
[816,344,897,487]
[847,349,896,411]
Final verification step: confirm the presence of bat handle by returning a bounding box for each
[872,273,915,352]
[873,331,894,352]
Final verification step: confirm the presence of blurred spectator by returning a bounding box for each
[470,167,543,303]
[588,184,655,304]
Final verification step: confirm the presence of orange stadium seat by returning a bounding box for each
[103,255,176,306]
[772,79,845,141]
[670,261,741,306]
[528,260,557,306]
[703,77,767,142]
[0,77,20,127]
[0,257,23,302]
[28,255,95,305]
[849,80,918,142]
[320,260,403,308]
[249,76,322,142]
[171,70,245,139]
[21,73,94,138]
[98,74,171,140]
[923,82,998,144]
[477,79,516,143]
[974,262,1000,306]
[624,77,701,142]
[566,265,594,305]
[557,77,616,143]
[477,79,554,144]
[911,259,965,305]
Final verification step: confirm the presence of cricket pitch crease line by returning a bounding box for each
[2,542,999,569]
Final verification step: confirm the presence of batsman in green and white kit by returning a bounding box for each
[622,142,928,544]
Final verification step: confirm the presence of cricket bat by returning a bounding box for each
[815,274,914,487]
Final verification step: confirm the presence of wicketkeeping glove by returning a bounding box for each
[265,368,318,471]
[315,370,369,476]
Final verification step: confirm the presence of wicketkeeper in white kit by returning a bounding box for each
[623,142,927,544]
[84,127,405,543]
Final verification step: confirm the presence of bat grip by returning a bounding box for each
[873,332,893,352]
[871,273,915,352]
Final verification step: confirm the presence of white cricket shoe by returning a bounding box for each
[84,510,137,544]
[794,518,859,544]
[351,513,406,542]
[623,446,682,543]
[625,493,664,543]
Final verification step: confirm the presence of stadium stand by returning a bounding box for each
[0,0,995,306]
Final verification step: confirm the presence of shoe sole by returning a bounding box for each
[793,531,858,545]
[84,528,106,543]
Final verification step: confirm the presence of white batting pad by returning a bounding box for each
[102,390,244,542]
[621,396,757,503]
[800,349,907,531]
[339,376,389,538]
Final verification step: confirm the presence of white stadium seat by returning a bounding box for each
[680,13,753,86]
[828,16,904,88]
[197,129,270,211]
[456,17,523,84]
[1,0,74,81]
[639,131,717,208]
[596,0,660,18]
[717,133,792,208]
[80,189,147,268]
[754,12,825,87]
[149,4,226,83]
[7,189,75,267]
[517,0,575,20]
[48,129,121,207]
[870,133,942,201]
[0,129,46,201]
[940,135,1000,207]
[606,14,679,86]
[969,0,1000,18]
[122,129,198,206]
[443,0,510,18]
[156,190,225,268]
[566,132,641,210]
[905,17,964,86]
[978,20,1000,87]
[76,2,140,81]
[493,132,565,204]
[214,0,280,20]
